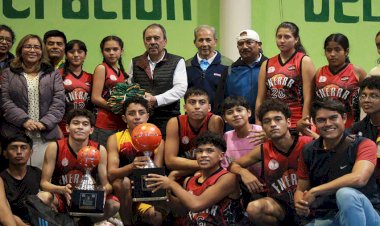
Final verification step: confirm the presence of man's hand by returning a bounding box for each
[295,193,310,217]
[303,189,317,205]
[144,92,157,108]
[240,169,264,193]
[132,156,149,169]
[146,173,172,193]
[60,184,73,205]
[246,129,266,144]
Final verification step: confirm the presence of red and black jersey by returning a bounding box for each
[185,168,245,226]
[178,112,213,159]
[51,138,100,187]
[95,62,127,130]
[315,64,360,128]
[262,135,312,207]
[266,52,305,128]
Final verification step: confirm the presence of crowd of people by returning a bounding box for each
[0,21,380,226]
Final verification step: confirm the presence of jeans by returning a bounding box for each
[306,187,380,226]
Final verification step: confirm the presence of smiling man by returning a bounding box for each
[229,99,312,226]
[295,98,380,226]
[186,25,232,113]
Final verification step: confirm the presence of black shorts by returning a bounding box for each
[271,197,300,226]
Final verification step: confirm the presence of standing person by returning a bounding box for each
[59,40,92,137]
[368,31,380,76]
[0,34,65,169]
[40,109,120,224]
[215,29,267,121]
[43,30,66,69]
[255,22,316,134]
[229,99,313,225]
[165,87,223,174]
[0,24,15,71]
[350,76,380,184]
[147,131,247,226]
[0,133,41,226]
[129,23,187,138]
[186,25,232,113]
[295,98,380,226]
[314,33,366,128]
[91,36,128,146]
[107,96,164,226]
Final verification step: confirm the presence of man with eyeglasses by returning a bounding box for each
[0,24,15,71]
[43,30,66,69]
[215,29,267,123]
[295,98,380,225]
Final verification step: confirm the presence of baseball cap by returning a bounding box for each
[236,29,261,43]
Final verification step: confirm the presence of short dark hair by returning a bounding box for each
[143,23,167,40]
[123,96,150,114]
[257,99,291,122]
[184,87,209,102]
[0,24,15,43]
[221,96,250,115]
[195,131,226,153]
[2,133,33,151]
[360,76,380,93]
[66,109,95,127]
[311,98,346,121]
[43,30,67,45]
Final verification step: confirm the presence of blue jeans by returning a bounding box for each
[306,187,380,226]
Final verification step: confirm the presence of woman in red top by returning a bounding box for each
[59,40,93,136]
[256,22,316,135]
[315,33,366,128]
[91,36,128,146]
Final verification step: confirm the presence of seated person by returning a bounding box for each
[0,133,40,226]
[0,177,17,226]
[107,96,164,226]
[40,109,119,224]
[147,131,248,225]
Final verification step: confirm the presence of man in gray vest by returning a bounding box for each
[129,23,187,138]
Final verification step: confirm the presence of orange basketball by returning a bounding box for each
[131,123,162,152]
[77,146,101,169]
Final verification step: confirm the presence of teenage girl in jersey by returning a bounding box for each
[59,40,92,136]
[91,36,129,146]
[315,33,366,128]
[255,22,316,135]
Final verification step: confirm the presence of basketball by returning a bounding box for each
[131,123,162,152]
[77,146,101,169]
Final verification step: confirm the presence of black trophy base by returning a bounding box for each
[69,189,105,216]
[132,167,167,202]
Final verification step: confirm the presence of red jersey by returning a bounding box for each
[315,64,360,128]
[266,52,305,128]
[51,138,100,187]
[95,62,127,130]
[178,112,213,159]
[59,69,93,136]
[262,135,312,207]
[185,168,246,226]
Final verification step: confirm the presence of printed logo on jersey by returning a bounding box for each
[341,76,350,81]
[316,84,351,100]
[270,169,297,195]
[268,159,279,170]
[266,74,295,99]
[267,66,275,73]
[182,136,190,144]
[60,169,83,186]
[318,75,327,83]
[61,157,69,167]
[287,65,296,71]
[66,87,90,109]
[63,78,73,86]
[110,74,117,81]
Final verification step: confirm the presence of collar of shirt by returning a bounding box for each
[148,51,166,73]
[197,51,217,65]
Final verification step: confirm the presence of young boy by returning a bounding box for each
[147,131,247,225]
[165,87,224,175]
[0,133,40,226]
[229,99,313,226]
[107,96,164,226]
[40,109,119,224]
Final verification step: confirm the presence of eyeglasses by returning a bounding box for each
[359,93,380,101]
[23,45,42,51]
[0,36,13,44]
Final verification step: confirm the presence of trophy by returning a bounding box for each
[69,146,105,216]
[131,123,167,202]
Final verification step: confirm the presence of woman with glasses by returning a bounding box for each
[0,34,65,169]
[0,24,15,71]
[315,33,366,128]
